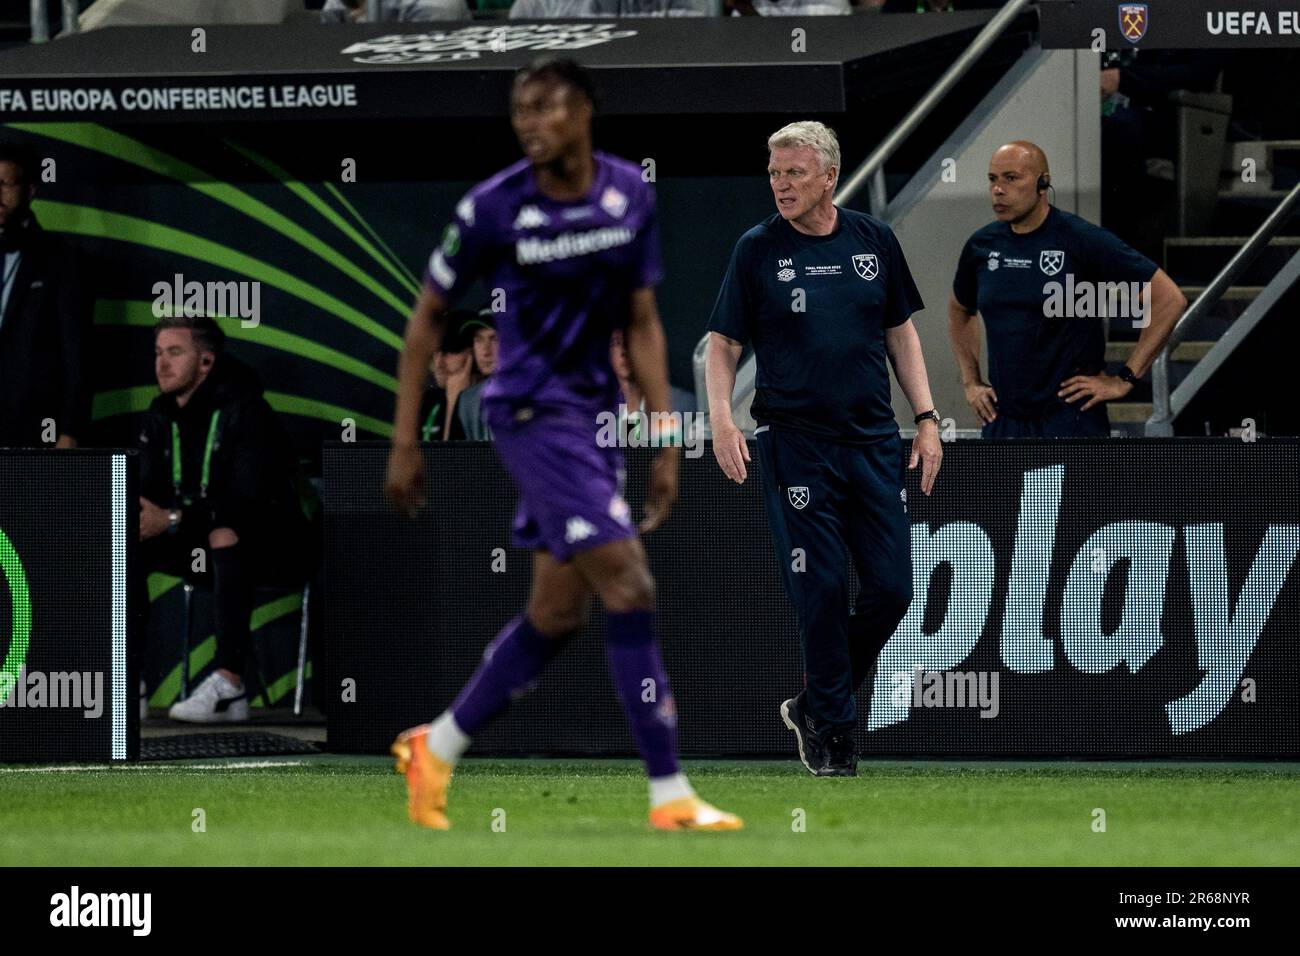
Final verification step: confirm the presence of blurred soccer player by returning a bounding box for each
[385,58,741,831]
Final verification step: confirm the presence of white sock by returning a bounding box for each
[425,712,470,765]
[649,772,694,808]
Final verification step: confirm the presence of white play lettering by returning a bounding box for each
[871,465,1299,734]
[1165,524,1300,734]
[869,521,996,730]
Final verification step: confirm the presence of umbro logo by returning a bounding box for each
[513,205,549,230]
[777,268,796,282]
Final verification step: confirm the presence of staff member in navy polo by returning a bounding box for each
[705,121,943,777]
[950,141,1185,436]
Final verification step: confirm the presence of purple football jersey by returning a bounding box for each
[424,151,663,416]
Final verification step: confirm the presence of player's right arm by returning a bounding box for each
[386,287,449,516]
[948,293,997,425]
[705,332,749,484]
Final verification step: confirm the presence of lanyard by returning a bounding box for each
[1,252,20,307]
[171,410,221,503]
[421,402,441,442]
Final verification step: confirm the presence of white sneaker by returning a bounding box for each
[140,679,148,721]
[168,672,250,723]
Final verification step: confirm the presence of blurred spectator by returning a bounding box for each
[457,310,497,441]
[320,0,470,22]
[726,0,850,13]
[1100,51,1223,259]
[0,140,91,449]
[510,0,710,15]
[880,0,1007,10]
[136,314,316,722]
[418,311,478,441]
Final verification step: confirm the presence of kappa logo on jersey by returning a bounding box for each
[565,516,597,544]
[987,251,1000,271]
[852,254,879,281]
[787,486,809,510]
[513,205,550,230]
[1119,3,1148,43]
[1039,250,1065,276]
[599,186,628,219]
[608,494,631,527]
[456,196,475,227]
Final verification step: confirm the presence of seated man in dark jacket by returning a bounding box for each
[137,314,315,722]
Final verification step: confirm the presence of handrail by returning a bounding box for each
[1145,178,1300,435]
[30,0,48,43]
[836,0,1036,214]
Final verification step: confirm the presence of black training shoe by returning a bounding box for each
[780,691,825,776]
[818,732,859,777]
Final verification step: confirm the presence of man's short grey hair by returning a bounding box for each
[768,121,841,178]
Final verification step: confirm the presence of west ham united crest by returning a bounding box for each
[787,486,809,510]
[1119,3,1148,44]
[852,254,879,281]
[1039,249,1064,276]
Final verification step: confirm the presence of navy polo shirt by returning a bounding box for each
[953,206,1158,419]
[708,207,924,443]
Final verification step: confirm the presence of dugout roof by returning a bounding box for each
[0,13,1034,122]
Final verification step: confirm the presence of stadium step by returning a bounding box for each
[1109,401,1154,435]
[1164,236,1300,287]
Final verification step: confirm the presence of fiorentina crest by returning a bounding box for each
[852,254,879,281]
[1119,3,1148,44]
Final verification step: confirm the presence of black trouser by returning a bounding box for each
[981,402,1109,438]
[133,515,313,680]
[757,426,913,736]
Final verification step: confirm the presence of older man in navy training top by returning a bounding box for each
[706,120,944,777]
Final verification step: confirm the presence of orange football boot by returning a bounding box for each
[391,724,453,830]
[649,796,743,832]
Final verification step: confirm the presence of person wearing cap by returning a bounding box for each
[418,310,479,442]
[457,310,498,441]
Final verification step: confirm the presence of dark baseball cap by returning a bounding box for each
[439,310,477,353]
[460,308,497,337]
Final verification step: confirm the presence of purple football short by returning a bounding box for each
[484,403,635,562]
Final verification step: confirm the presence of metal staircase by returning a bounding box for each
[1111,141,1300,435]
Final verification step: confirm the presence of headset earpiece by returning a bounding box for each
[1037,173,1050,194]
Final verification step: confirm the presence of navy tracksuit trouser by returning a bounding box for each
[756,425,913,736]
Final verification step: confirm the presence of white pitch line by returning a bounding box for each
[0,760,309,773]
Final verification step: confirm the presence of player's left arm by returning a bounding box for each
[626,286,679,533]
[1059,267,1187,410]
[885,319,942,496]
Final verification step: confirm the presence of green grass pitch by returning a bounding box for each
[3,757,1299,866]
